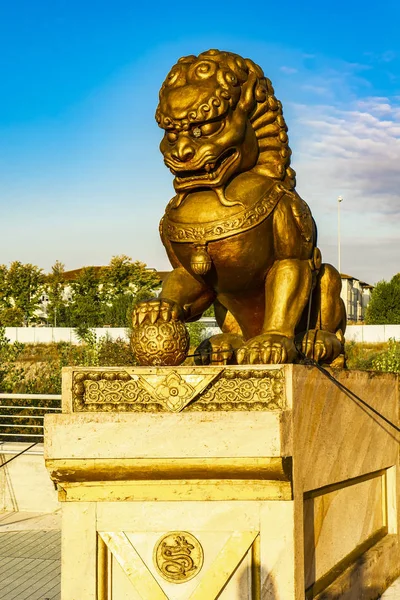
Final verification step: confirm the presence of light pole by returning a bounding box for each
[337,196,343,274]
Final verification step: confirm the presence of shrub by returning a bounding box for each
[371,338,400,373]
[97,335,136,366]
[345,341,383,371]
[0,329,136,395]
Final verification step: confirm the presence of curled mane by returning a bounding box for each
[156,49,296,189]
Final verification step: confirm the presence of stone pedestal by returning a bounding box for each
[44,365,400,599]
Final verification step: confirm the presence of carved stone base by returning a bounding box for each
[45,365,400,599]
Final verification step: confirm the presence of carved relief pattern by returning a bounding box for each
[84,380,152,404]
[133,319,189,367]
[153,371,195,411]
[153,531,204,584]
[186,368,285,411]
[72,368,285,412]
[73,372,163,412]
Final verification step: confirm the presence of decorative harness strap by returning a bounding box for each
[160,182,287,275]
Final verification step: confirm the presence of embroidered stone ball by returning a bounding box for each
[132,318,190,366]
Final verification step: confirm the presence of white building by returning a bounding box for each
[340,274,373,322]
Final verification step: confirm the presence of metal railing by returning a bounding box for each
[0,393,62,442]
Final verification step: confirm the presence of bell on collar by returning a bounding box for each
[191,244,212,275]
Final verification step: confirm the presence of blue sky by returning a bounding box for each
[0,1,399,284]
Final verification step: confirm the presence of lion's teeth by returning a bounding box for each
[205,164,210,172]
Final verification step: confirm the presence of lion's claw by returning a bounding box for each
[132,298,184,327]
[237,334,297,365]
[301,329,343,363]
[194,334,243,366]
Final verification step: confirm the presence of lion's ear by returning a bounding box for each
[238,71,259,113]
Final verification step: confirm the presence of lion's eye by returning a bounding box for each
[197,121,223,136]
[166,131,178,143]
[192,127,202,138]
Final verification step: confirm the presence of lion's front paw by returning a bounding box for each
[301,329,344,363]
[236,333,298,365]
[194,334,243,366]
[132,298,184,326]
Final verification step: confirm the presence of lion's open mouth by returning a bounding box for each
[173,148,238,186]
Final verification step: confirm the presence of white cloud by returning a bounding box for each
[294,97,400,211]
[301,84,331,96]
[288,95,400,282]
[280,66,298,75]
[363,50,397,63]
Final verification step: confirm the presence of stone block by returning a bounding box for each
[45,365,400,599]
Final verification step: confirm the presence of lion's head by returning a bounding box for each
[156,49,296,201]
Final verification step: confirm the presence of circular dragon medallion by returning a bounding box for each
[153,531,204,584]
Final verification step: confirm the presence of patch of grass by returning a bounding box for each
[345,341,386,371]
[0,336,136,394]
[0,332,399,396]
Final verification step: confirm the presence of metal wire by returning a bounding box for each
[0,442,38,468]
[188,306,400,436]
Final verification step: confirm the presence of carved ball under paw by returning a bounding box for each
[132,318,189,366]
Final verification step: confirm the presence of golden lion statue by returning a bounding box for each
[133,49,346,366]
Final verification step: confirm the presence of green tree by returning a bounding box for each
[0,307,24,326]
[69,267,106,327]
[101,256,160,326]
[6,261,44,325]
[46,260,71,327]
[102,255,135,297]
[0,265,10,310]
[365,274,400,324]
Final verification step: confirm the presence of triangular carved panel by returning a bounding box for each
[132,368,223,412]
[99,529,259,599]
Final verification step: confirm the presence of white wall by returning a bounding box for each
[0,442,59,512]
[3,324,400,345]
[345,325,400,343]
[4,327,129,344]
[4,320,216,345]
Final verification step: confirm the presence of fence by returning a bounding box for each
[0,393,62,442]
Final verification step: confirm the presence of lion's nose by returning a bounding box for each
[171,142,195,163]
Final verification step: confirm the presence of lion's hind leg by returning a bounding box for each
[300,263,346,365]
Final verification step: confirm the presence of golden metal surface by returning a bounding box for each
[162,181,285,243]
[132,49,346,367]
[132,316,189,366]
[153,531,204,583]
[57,479,292,502]
[46,456,292,483]
[71,365,285,412]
